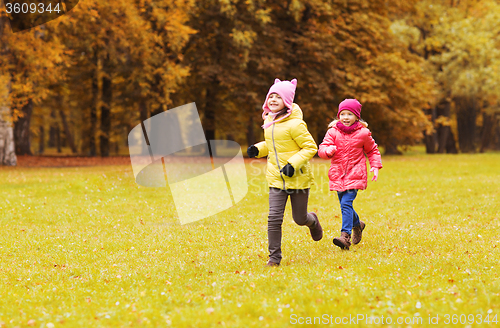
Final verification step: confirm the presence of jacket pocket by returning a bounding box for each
[351,164,366,180]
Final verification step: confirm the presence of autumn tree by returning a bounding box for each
[0,25,66,155]
[175,0,435,155]
[47,0,194,156]
[0,4,16,164]
[0,0,453,156]
[392,0,500,153]
[258,0,435,154]
[171,0,271,155]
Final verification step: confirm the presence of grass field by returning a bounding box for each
[1,152,500,327]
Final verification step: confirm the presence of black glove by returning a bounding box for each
[247,145,259,158]
[280,163,295,177]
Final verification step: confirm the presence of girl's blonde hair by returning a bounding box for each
[328,119,368,129]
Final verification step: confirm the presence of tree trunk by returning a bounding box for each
[1,18,17,165]
[140,99,149,123]
[423,133,435,154]
[0,106,17,166]
[479,112,495,153]
[48,110,57,147]
[59,109,77,153]
[100,73,112,157]
[203,81,219,156]
[38,125,44,154]
[385,140,402,155]
[455,96,477,153]
[436,99,455,153]
[423,106,437,153]
[437,125,450,153]
[246,114,255,147]
[138,100,149,155]
[56,125,61,153]
[493,115,500,150]
[445,128,458,153]
[86,50,99,156]
[13,99,33,155]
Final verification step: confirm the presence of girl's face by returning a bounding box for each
[267,93,285,113]
[339,110,358,127]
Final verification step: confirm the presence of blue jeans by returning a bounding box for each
[337,189,360,234]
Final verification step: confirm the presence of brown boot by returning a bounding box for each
[333,232,351,250]
[265,260,280,267]
[308,212,323,241]
[352,221,365,245]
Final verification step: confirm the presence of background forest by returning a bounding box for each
[1,0,500,157]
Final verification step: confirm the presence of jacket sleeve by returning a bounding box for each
[287,121,318,169]
[363,130,382,169]
[318,129,336,159]
[254,141,268,158]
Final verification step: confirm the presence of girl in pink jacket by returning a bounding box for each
[318,99,382,250]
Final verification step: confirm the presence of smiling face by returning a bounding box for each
[267,93,285,113]
[338,110,358,127]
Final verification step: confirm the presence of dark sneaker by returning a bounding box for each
[333,232,351,250]
[265,260,280,267]
[308,212,323,241]
[352,221,365,245]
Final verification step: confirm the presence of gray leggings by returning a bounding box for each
[268,187,316,263]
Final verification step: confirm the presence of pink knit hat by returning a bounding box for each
[261,78,297,129]
[337,99,362,119]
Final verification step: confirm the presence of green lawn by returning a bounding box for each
[1,153,499,327]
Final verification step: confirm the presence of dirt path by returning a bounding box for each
[15,155,133,167]
[13,156,269,167]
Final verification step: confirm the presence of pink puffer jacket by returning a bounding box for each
[318,123,382,192]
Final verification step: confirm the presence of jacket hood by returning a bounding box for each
[288,103,303,120]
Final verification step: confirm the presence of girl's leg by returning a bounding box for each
[289,189,315,227]
[268,187,288,264]
[337,189,358,234]
[289,188,323,241]
[352,208,361,227]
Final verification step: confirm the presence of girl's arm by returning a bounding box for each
[254,141,269,158]
[363,131,382,169]
[318,129,336,159]
[287,121,318,169]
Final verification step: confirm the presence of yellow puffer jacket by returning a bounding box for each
[255,103,318,190]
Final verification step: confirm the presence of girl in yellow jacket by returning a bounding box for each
[247,78,323,267]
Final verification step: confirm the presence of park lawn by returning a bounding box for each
[0,153,499,327]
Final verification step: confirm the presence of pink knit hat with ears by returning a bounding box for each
[337,99,362,119]
[261,78,297,129]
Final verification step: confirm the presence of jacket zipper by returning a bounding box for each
[342,132,353,189]
[271,123,286,190]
